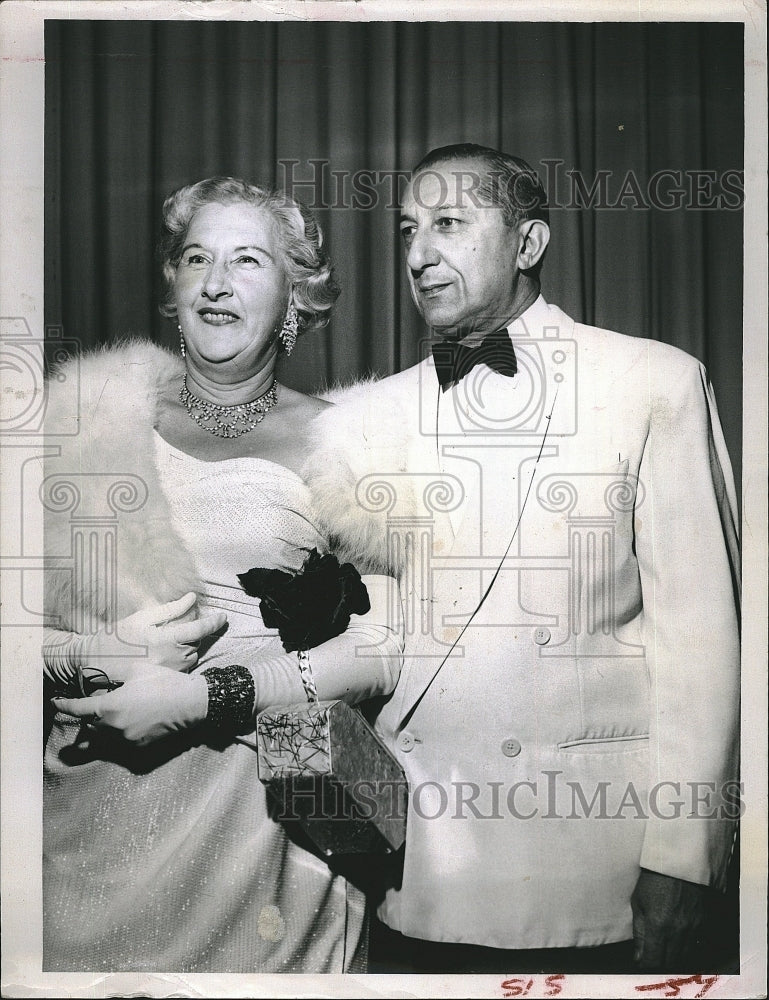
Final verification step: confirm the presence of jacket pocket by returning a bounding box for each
[558,733,649,754]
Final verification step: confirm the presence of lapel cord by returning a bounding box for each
[400,382,560,733]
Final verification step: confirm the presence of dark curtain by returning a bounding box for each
[45,20,743,490]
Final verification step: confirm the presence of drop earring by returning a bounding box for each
[178,323,186,358]
[279,302,299,356]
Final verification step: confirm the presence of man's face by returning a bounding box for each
[399,159,524,340]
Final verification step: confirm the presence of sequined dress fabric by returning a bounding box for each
[43,435,365,972]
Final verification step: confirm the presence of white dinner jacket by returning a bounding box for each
[307,298,740,948]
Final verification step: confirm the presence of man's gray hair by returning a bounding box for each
[413,143,550,229]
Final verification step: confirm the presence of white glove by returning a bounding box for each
[51,669,210,747]
[43,593,227,689]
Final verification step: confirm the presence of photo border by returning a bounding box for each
[1,2,766,997]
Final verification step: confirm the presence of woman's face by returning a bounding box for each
[174,200,289,376]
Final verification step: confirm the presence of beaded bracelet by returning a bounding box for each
[201,664,256,735]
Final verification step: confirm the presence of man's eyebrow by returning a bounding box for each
[400,204,467,220]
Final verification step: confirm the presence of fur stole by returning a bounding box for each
[305,367,428,579]
[44,340,201,631]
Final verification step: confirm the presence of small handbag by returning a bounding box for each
[256,698,407,855]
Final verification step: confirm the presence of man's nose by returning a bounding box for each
[406,228,440,273]
[201,260,232,299]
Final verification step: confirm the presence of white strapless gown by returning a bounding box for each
[43,435,366,973]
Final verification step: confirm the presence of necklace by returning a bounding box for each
[179,373,279,439]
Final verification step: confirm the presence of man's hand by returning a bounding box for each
[631,869,709,971]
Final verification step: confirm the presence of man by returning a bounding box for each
[305,143,740,972]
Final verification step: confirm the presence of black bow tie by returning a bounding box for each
[431,328,518,392]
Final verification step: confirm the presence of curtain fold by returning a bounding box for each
[45,20,743,490]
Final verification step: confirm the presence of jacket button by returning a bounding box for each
[398,732,416,753]
[501,738,522,758]
[534,627,551,645]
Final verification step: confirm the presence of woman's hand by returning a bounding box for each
[83,593,227,686]
[52,669,209,747]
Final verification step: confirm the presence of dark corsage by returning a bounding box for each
[237,549,370,653]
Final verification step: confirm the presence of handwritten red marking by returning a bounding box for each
[635,974,719,998]
[500,975,566,998]
[501,977,534,996]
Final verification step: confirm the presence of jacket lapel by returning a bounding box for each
[389,300,577,730]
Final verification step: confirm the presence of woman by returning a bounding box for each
[42,176,402,973]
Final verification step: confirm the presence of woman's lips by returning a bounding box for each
[198,308,239,325]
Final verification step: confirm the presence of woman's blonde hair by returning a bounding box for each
[157,176,340,331]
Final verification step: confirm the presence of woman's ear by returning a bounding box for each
[517,220,550,271]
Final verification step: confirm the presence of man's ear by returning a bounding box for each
[517,220,550,271]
